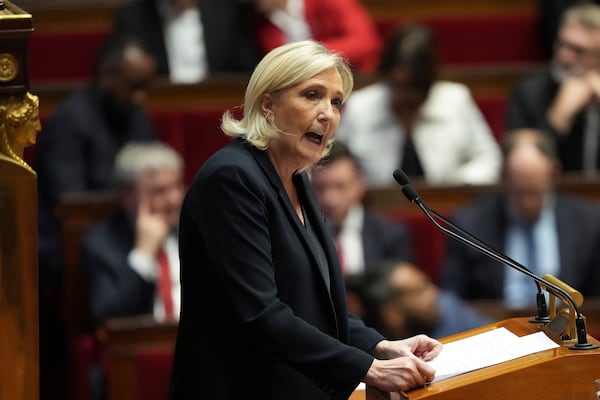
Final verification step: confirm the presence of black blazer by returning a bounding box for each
[169,139,383,400]
[81,208,156,327]
[113,0,260,76]
[440,193,600,300]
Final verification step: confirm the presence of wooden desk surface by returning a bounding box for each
[368,317,600,400]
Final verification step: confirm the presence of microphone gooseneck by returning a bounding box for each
[393,169,598,350]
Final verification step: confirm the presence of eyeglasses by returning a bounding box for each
[554,38,600,60]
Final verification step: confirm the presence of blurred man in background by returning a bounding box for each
[507,3,600,174]
[441,129,600,309]
[311,142,412,276]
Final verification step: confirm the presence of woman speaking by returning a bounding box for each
[168,40,441,400]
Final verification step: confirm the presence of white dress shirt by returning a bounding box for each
[336,81,502,187]
[163,6,208,83]
[335,205,365,275]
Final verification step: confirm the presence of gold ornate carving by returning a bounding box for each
[0,92,40,173]
[0,53,18,82]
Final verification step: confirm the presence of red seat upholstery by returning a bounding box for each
[29,30,110,82]
[474,95,508,142]
[386,213,448,285]
[377,14,543,65]
[134,349,174,400]
[152,109,231,184]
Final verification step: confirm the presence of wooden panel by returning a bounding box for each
[104,316,178,400]
[0,157,39,400]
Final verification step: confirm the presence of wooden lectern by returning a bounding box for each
[0,1,39,399]
[365,317,600,400]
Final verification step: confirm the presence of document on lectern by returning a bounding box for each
[427,327,560,382]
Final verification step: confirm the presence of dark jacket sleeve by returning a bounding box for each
[81,215,155,326]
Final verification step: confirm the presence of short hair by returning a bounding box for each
[221,40,354,151]
[316,141,362,172]
[113,141,183,189]
[502,129,558,162]
[94,33,154,77]
[562,3,600,30]
[377,24,438,92]
[353,262,398,330]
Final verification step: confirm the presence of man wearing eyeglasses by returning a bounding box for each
[507,3,600,174]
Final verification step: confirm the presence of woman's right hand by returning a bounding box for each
[362,355,435,393]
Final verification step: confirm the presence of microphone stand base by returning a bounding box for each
[569,342,600,351]
[529,316,551,324]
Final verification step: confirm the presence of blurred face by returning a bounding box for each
[100,45,156,119]
[135,167,185,228]
[384,263,439,338]
[311,158,365,227]
[387,67,429,121]
[504,146,555,223]
[552,19,600,79]
[264,68,344,173]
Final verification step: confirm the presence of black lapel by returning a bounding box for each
[248,144,332,292]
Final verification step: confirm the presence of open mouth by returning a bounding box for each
[305,131,324,145]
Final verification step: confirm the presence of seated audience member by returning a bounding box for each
[113,0,260,83]
[356,261,490,340]
[82,141,185,326]
[252,0,381,73]
[311,142,412,276]
[440,129,600,309]
[507,3,600,174]
[336,24,501,187]
[36,34,157,290]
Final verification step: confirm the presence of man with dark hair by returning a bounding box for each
[355,261,490,339]
[440,128,600,308]
[36,34,157,289]
[311,142,412,276]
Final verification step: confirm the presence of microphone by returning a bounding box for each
[393,169,598,350]
[393,170,549,323]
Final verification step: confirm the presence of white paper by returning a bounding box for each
[427,327,560,382]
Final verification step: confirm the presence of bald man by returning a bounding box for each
[440,129,600,308]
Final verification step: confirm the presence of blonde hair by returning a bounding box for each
[221,40,354,150]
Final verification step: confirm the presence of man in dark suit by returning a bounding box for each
[36,34,157,291]
[113,0,260,83]
[506,3,600,173]
[440,129,600,308]
[81,141,185,326]
[311,142,412,276]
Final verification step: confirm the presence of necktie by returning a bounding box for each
[157,248,174,320]
[400,135,424,177]
[335,238,347,276]
[524,224,537,278]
